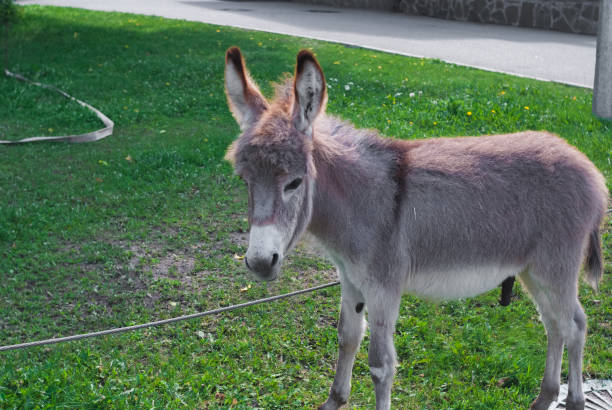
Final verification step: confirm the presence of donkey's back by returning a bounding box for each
[397,130,607,300]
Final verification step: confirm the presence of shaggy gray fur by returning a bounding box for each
[223,47,608,410]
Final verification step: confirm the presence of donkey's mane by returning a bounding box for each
[240,74,360,174]
[270,76,294,111]
[237,72,408,178]
[247,76,295,146]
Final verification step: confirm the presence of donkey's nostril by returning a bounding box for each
[271,253,279,267]
[245,256,251,270]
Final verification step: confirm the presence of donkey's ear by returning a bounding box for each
[292,50,327,136]
[225,47,268,130]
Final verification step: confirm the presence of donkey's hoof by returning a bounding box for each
[565,398,585,410]
[317,401,341,410]
[530,396,554,410]
[318,391,347,410]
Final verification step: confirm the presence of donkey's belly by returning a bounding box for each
[404,264,522,300]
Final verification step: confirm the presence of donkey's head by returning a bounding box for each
[224,47,327,281]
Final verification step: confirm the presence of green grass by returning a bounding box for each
[0,5,610,409]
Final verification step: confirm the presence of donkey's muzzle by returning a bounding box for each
[245,224,284,281]
[244,253,280,281]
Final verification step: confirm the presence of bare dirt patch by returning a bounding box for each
[151,253,196,280]
[117,224,250,287]
[59,222,338,314]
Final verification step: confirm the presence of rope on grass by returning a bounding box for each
[1,69,114,144]
[0,281,340,352]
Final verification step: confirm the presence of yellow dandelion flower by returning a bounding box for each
[467,111,472,116]
[524,106,530,110]
[491,109,496,113]
[433,121,437,125]
[500,91,506,95]
[216,29,220,33]
[258,42,263,46]
[333,61,340,65]
[409,121,414,125]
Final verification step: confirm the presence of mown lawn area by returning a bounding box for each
[0,5,610,409]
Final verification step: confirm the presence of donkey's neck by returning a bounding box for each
[307,117,403,261]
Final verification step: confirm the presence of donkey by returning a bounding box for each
[223,47,608,410]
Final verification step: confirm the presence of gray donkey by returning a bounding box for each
[223,47,608,410]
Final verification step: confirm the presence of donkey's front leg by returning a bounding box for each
[367,290,401,410]
[319,280,366,410]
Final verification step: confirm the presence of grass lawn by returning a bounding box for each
[0,5,610,409]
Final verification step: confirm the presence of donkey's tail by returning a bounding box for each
[585,229,603,291]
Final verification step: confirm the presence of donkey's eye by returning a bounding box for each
[284,178,302,192]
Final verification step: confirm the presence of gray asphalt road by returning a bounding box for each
[19,0,596,88]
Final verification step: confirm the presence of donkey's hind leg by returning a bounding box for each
[319,278,366,410]
[564,302,587,410]
[520,263,586,410]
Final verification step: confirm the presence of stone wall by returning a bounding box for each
[292,0,600,34]
[397,0,599,34]
[293,0,396,10]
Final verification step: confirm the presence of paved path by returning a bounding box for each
[20,0,596,88]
